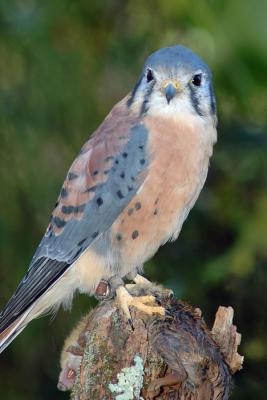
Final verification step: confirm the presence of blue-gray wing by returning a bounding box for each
[36,122,149,262]
[0,114,150,333]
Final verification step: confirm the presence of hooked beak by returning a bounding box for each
[161,80,181,103]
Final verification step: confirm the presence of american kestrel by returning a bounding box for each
[0,45,217,352]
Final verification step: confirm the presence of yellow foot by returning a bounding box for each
[133,274,152,285]
[115,286,165,320]
[125,274,152,290]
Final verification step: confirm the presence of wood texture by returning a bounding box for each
[58,283,243,400]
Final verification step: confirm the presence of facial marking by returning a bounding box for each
[127,45,216,123]
[188,84,204,117]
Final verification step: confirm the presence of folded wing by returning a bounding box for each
[0,110,150,347]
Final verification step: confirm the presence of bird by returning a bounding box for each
[0,45,217,353]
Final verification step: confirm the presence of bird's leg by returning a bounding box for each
[94,269,152,300]
[116,268,165,320]
[124,267,153,289]
[133,274,152,285]
[95,271,165,320]
[115,285,165,321]
[125,275,152,290]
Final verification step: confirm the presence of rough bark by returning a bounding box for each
[58,283,243,400]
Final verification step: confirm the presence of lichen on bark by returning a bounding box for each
[59,283,243,400]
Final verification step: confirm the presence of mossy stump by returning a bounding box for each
[60,284,243,400]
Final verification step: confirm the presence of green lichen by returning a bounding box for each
[108,354,144,400]
[111,309,121,327]
[110,310,129,349]
[83,332,116,398]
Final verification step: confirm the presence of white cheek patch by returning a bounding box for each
[147,92,197,120]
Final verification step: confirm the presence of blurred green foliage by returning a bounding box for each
[0,0,266,399]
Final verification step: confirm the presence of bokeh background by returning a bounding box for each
[0,0,267,398]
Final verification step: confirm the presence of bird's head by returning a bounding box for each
[128,45,217,125]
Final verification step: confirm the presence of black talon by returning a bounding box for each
[164,309,172,317]
[128,318,134,330]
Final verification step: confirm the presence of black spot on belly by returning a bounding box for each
[132,230,139,240]
[135,202,141,210]
[122,152,128,158]
[120,172,125,179]
[116,233,123,241]
[140,159,145,165]
[93,170,99,176]
[154,208,158,215]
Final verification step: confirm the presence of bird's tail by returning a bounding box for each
[0,257,73,353]
[0,307,33,353]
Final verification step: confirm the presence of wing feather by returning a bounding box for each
[0,100,150,336]
[0,258,69,331]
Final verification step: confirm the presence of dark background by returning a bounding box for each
[0,0,267,398]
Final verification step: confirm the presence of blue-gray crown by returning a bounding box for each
[144,45,211,77]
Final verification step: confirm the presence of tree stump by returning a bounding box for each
[58,283,243,400]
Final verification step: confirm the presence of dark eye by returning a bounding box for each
[192,74,202,87]
[146,68,154,83]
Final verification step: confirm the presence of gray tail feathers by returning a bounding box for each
[0,257,70,353]
[0,310,31,353]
